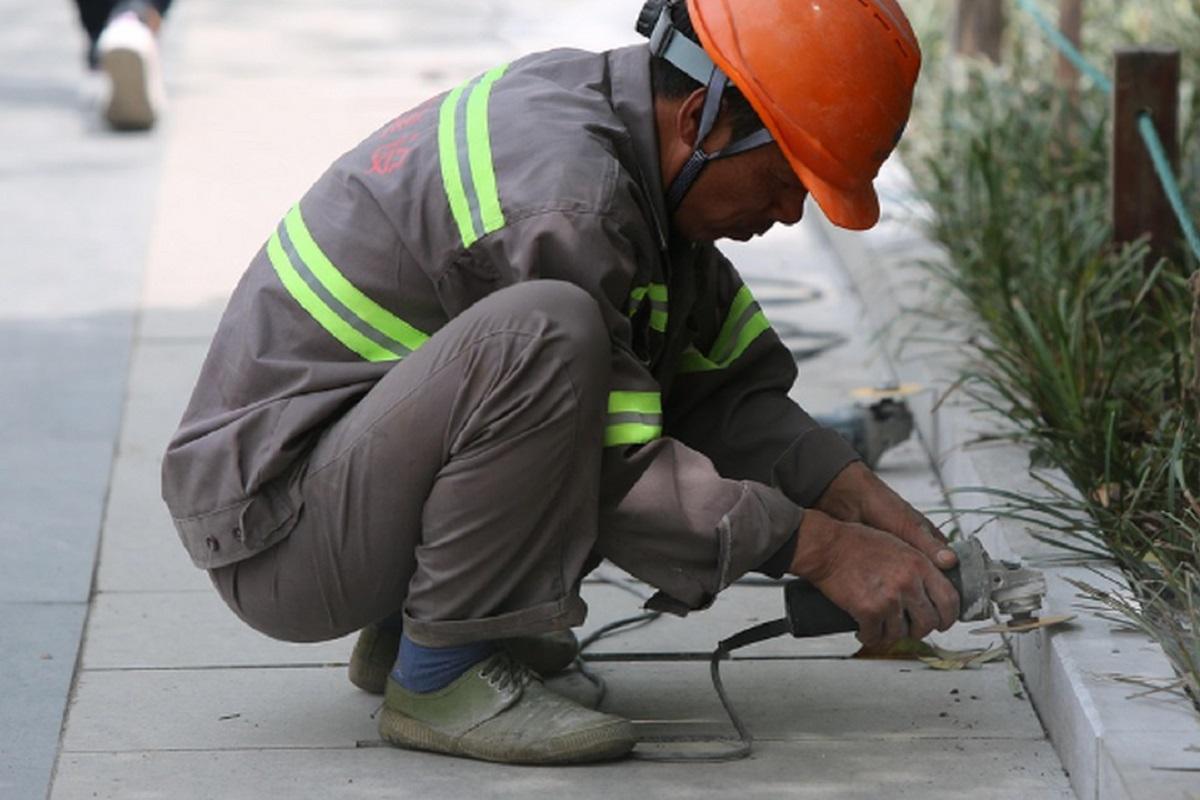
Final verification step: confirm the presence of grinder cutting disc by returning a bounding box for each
[970,614,1076,635]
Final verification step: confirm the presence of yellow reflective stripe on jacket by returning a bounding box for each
[605,390,663,447]
[438,63,510,248]
[678,284,770,373]
[627,282,669,333]
[267,205,430,361]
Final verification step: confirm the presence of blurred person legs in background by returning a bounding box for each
[73,0,172,130]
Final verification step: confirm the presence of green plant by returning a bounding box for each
[901,0,1200,709]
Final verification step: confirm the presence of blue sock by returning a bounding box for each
[392,632,495,694]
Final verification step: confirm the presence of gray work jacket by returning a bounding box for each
[161,45,859,613]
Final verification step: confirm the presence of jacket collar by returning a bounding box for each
[607,45,670,252]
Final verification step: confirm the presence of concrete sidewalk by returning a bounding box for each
[7,1,1074,797]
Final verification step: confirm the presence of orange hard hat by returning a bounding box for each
[687,0,921,230]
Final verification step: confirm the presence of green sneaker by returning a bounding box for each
[378,652,635,764]
[348,623,402,695]
[348,624,580,695]
[500,629,580,676]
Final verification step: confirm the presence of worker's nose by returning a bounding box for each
[772,187,807,225]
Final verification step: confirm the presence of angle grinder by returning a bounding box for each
[782,536,1060,638]
[717,537,1060,658]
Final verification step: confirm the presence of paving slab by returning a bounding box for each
[0,439,118,604]
[0,603,87,800]
[115,341,208,458]
[50,739,1074,800]
[0,316,139,607]
[61,658,1040,756]
[83,590,355,671]
[96,446,207,594]
[61,667,378,753]
[573,660,1043,742]
[96,340,212,594]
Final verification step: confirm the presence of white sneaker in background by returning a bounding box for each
[95,11,164,131]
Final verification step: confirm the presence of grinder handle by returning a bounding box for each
[783,564,967,638]
[783,580,858,637]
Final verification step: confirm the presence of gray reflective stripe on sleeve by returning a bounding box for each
[648,298,668,332]
[453,85,487,241]
[606,411,661,427]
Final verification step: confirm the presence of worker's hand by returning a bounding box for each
[788,508,960,646]
[814,461,957,571]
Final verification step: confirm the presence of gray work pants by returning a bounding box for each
[211,281,609,647]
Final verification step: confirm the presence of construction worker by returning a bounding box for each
[162,0,960,765]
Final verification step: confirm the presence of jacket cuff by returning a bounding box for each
[772,427,862,507]
[644,482,801,617]
[755,528,799,578]
[719,482,803,592]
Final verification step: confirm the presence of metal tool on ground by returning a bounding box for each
[814,382,922,468]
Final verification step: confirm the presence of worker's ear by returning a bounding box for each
[674,87,734,152]
[674,87,707,149]
[657,87,735,194]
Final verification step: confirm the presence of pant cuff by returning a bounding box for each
[402,595,588,648]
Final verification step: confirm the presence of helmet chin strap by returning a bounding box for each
[645,2,773,211]
[665,70,774,211]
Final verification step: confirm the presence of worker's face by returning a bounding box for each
[660,91,809,243]
[673,143,809,243]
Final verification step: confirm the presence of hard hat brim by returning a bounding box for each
[789,156,881,231]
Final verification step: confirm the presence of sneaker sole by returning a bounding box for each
[378,706,635,765]
[102,47,155,130]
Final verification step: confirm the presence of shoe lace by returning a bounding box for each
[479,652,536,694]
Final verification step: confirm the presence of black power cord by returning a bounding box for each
[573,572,796,762]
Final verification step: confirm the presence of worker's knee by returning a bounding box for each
[498,279,609,378]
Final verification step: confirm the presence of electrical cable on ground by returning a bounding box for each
[575,560,807,759]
